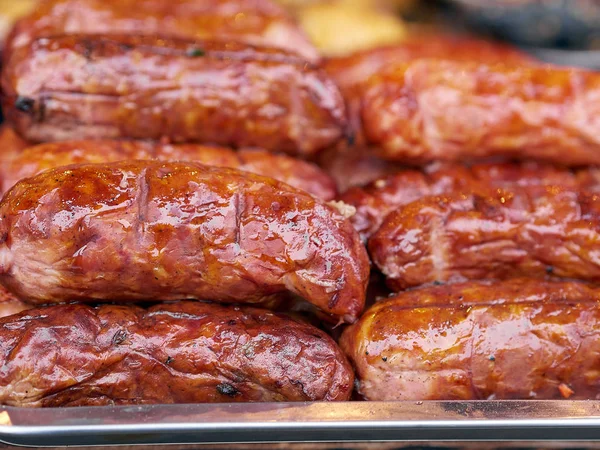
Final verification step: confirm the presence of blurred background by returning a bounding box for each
[3,0,600,66]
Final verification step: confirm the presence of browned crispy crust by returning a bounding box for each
[361,60,600,165]
[0,161,369,322]
[2,35,347,157]
[340,279,600,401]
[0,302,354,406]
[1,140,337,199]
[369,186,600,290]
[340,162,600,240]
[5,0,318,61]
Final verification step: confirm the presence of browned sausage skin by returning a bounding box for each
[5,0,318,62]
[340,162,600,240]
[369,187,600,290]
[362,60,600,165]
[324,36,532,146]
[0,302,354,406]
[0,161,369,323]
[0,140,337,199]
[340,279,600,401]
[2,35,347,156]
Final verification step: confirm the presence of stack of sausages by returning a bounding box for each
[1,0,600,407]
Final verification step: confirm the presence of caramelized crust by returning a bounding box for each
[0,302,354,406]
[5,0,318,61]
[340,279,600,401]
[362,60,600,165]
[2,35,347,156]
[1,140,337,199]
[0,161,368,322]
[341,162,600,239]
[369,186,600,290]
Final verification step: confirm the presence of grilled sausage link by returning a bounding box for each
[0,140,337,199]
[361,60,600,165]
[2,35,347,157]
[0,161,368,323]
[340,279,600,401]
[5,0,318,61]
[369,187,600,290]
[0,302,354,406]
[341,162,600,240]
[324,36,532,146]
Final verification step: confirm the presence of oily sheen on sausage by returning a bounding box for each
[0,302,353,406]
[2,35,347,156]
[361,60,600,165]
[340,279,600,401]
[0,161,369,322]
[369,186,600,290]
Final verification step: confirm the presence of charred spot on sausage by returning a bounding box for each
[15,96,34,113]
[216,383,239,397]
[112,330,128,345]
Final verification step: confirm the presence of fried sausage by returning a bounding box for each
[0,302,354,406]
[2,35,347,157]
[369,186,600,290]
[339,278,600,401]
[0,161,369,323]
[362,60,600,165]
[341,162,600,240]
[5,0,318,61]
[324,36,532,145]
[0,140,337,199]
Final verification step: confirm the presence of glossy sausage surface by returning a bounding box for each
[0,302,354,406]
[369,186,600,290]
[5,0,318,61]
[362,60,600,165]
[324,36,532,145]
[340,279,600,401]
[341,162,600,239]
[1,140,337,199]
[0,161,368,323]
[2,35,347,157]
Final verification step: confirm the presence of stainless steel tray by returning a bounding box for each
[2,401,600,447]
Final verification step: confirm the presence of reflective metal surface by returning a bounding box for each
[2,401,600,447]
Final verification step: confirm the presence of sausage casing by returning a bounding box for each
[2,35,347,156]
[0,302,354,406]
[5,0,318,61]
[339,279,600,401]
[0,161,368,323]
[341,162,600,239]
[362,60,600,165]
[369,187,600,289]
[324,36,532,146]
[0,140,337,199]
